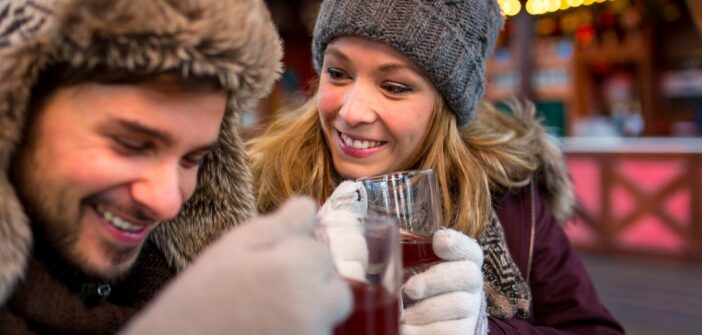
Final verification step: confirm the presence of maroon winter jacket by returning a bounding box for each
[491,186,625,334]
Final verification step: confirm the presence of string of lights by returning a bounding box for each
[498,0,614,16]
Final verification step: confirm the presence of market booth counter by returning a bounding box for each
[563,137,702,262]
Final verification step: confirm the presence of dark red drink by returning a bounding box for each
[401,233,441,268]
[334,279,400,335]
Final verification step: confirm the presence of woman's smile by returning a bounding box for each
[317,36,437,178]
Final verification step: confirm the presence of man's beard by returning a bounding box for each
[11,156,142,281]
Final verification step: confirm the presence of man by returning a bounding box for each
[0,0,350,333]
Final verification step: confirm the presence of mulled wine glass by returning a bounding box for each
[357,169,443,280]
[316,215,401,335]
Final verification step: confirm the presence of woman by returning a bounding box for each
[249,0,624,334]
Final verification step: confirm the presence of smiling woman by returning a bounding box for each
[317,37,438,179]
[247,0,625,334]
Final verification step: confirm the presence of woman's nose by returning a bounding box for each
[338,83,378,126]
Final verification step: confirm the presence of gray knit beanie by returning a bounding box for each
[312,0,504,127]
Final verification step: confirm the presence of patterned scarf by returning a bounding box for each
[478,210,531,319]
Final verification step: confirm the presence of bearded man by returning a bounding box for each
[0,1,351,334]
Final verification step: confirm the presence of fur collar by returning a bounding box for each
[491,100,575,223]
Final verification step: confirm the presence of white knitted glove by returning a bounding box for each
[122,197,352,335]
[401,229,488,335]
[319,180,368,217]
[317,181,369,282]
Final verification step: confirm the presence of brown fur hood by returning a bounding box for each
[483,100,575,223]
[0,0,282,304]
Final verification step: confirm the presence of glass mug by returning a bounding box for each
[316,215,402,335]
[357,169,442,287]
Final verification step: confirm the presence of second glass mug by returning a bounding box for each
[316,215,402,335]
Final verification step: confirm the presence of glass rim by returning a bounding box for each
[355,168,435,182]
[316,214,398,227]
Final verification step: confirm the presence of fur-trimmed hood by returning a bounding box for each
[0,0,282,304]
[494,100,575,223]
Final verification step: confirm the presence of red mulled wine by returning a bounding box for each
[334,279,400,335]
[401,233,440,268]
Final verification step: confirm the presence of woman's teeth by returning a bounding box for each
[340,132,381,149]
[95,206,142,232]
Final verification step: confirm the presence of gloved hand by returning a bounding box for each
[401,229,488,335]
[121,197,352,335]
[317,181,369,282]
[318,180,368,217]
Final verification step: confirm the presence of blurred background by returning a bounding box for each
[255,1,702,334]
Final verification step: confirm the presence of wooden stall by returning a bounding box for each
[563,137,702,262]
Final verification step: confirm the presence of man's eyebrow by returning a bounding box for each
[115,119,220,152]
[193,140,221,153]
[114,119,174,145]
[114,119,221,153]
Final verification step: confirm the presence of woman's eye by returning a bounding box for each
[326,67,348,80]
[382,83,413,95]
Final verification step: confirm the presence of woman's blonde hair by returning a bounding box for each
[248,93,540,237]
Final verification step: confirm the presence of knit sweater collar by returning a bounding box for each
[2,240,175,334]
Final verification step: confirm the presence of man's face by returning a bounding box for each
[12,81,226,279]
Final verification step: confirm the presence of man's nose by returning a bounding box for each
[338,83,379,126]
[131,161,185,221]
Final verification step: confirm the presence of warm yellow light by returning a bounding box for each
[526,0,557,15]
[539,0,549,14]
[567,0,584,6]
[502,0,522,16]
[583,0,596,5]
[525,0,537,15]
[560,0,571,10]
[544,0,553,14]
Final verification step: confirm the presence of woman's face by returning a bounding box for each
[318,36,438,179]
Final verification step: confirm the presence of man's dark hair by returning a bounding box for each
[24,64,225,135]
[29,64,224,110]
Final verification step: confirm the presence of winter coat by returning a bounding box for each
[490,185,625,334]
[0,0,281,331]
[0,241,174,334]
[472,102,625,333]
